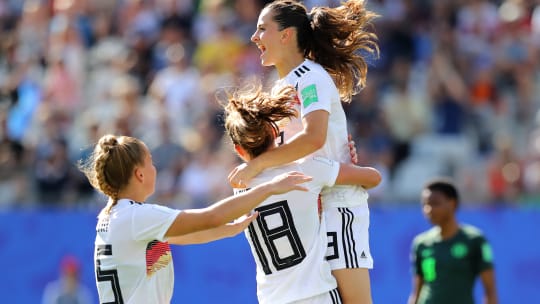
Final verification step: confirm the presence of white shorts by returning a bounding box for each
[290,288,342,304]
[324,206,373,270]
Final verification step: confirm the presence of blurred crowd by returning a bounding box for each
[1,0,540,210]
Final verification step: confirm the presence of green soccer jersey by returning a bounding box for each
[410,225,494,304]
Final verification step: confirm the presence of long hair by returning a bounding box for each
[222,83,298,159]
[266,0,379,102]
[78,135,146,214]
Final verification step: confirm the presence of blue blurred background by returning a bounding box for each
[1,206,539,303]
[1,0,540,303]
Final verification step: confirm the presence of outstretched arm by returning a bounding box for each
[165,171,311,238]
[229,110,328,187]
[167,213,258,244]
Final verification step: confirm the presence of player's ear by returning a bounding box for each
[280,27,293,43]
[134,167,144,182]
[450,198,458,212]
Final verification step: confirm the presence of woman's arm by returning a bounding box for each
[480,269,498,304]
[335,163,382,189]
[229,110,328,187]
[407,275,423,304]
[167,213,258,245]
[165,171,311,238]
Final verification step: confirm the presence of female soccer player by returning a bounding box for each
[228,1,379,302]
[78,134,311,304]
[223,84,381,304]
[408,178,498,304]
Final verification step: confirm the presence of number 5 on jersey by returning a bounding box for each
[96,244,124,304]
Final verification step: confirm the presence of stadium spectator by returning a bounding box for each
[0,0,539,207]
[41,254,93,304]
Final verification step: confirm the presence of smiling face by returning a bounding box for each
[251,7,285,67]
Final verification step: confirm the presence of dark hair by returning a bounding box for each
[78,135,146,214]
[222,84,298,159]
[424,178,460,207]
[265,0,379,102]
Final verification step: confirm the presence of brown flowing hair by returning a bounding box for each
[78,135,146,215]
[222,84,298,158]
[266,0,379,102]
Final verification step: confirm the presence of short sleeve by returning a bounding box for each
[131,204,181,242]
[296,74,332,117]
[410,238,422,277]
[473,235,494,274]
[299,156,340,188]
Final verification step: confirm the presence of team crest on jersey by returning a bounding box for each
[451,243,468,258]
[146,240,172,276]
[421,248,433,257]
[301,84,319,108]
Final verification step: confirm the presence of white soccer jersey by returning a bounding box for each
[275,59,368,209]
[94,199,181,304]
[236,156,340,304]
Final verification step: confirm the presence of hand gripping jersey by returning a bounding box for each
[94,199,180,304]
[235,156,340,304]
[274,59,368,210]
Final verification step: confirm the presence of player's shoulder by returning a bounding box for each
[413,226,440,245]
[459,224,485,239]
[289,60,330,83]
[112,199,143,211]
[124,200,178,217]
[296,157,338,186]
[290,62,313,79]
[299,155,335,164]
[252,163,303,185]
[298,156,336,171]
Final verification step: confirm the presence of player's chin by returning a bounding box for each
[260,56,274,67]
[427,216,441,226]
[424,214,437,224]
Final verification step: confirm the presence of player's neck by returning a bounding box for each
[438,219,459,240]
[276,53,305,79]
[118,185,148,203]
